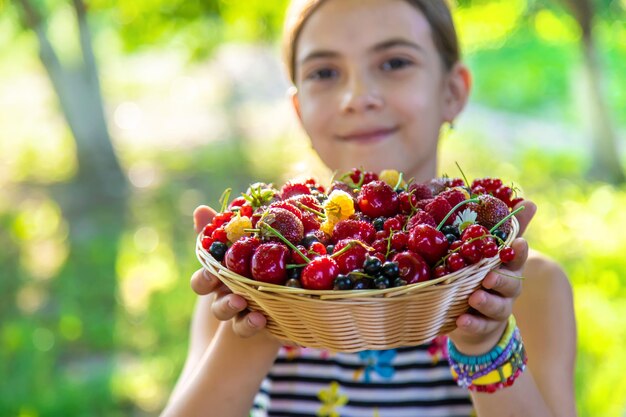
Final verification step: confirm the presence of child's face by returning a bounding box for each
[292,0,464,180]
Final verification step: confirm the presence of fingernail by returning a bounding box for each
[461,317,472,328]
[476,293,486,306]
[202,269,214,282]
[228,298,245,310]
[247,316,258,328]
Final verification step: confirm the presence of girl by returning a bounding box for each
[162,1,577,416]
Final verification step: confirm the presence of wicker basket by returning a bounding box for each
[196,217,519,353]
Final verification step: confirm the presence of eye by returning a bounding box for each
[306,68,338,81]
[381,58,413,71]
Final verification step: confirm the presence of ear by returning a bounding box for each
[288,86,303,122]
[442,63,471,124]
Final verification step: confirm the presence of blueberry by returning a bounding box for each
[374,276,391,289]
[381,261,400,279]
[393,277,408,287]
[302,233,320,248]
[326,244,335,254]
[363,256,382,275]
[352,278,373,290]
[492,229,508,243]
[333,274,353,290]
[209,241,228,261]
[285,278,302,288]
[445,233,458,244]
[441,225,460,237]
[373,217,385,231]
[287,267,302,280]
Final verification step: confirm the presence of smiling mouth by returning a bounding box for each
[336,127,399,143]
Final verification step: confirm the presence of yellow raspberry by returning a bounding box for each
[225,215,252,243]
[320,219,335,237]
[379,169,403,188]
[323,190,355,222]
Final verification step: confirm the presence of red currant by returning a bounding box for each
[499,247,516,263]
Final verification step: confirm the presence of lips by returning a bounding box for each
[336,126,399,143]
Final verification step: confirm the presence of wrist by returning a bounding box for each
[449,319,508,356]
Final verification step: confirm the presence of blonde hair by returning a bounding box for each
[282,0,460,84]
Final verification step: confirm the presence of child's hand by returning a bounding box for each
[448,200,536,354]
[190,205,269,338]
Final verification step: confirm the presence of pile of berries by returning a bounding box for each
[200,168,523,291]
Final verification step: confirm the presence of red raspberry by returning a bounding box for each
[332,239,368,275]
[357,180,400,218]
[239,205,254,218]
[415,198,433,211]
[301,256,340,290]
[406,210,437,230]
[332,219,376,244]
[213,212,234,227]
[228,196,247,209]
[301,211,321,234]
[287,194,323,211]
[280,181,311,200]
[224,236,260,278]
[408,183,433,201]
[439,188,466,211]
[211,227,228,243]
[425,197,453,226]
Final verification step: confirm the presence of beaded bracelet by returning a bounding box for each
[447,315,527,393]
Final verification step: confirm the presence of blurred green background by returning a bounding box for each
[0,0,625,416]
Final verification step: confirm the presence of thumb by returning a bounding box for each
[194,205,217,234]
[513,199,536,237]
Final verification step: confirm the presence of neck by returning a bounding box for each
[405,156,438,185]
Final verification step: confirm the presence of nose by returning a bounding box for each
[340,72,383,114]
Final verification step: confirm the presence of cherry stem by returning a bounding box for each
[393,173,404,191]
[330,239,374,259]
[436,198,480,231]
[295,202,326,219]
[286,263,308,269]
[455,162,470,189]
[219,188,232,213]
[489,206,525,234]
[494,270,526,280]
[259,223,312,264]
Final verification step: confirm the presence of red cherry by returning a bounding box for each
[357,180,400,218]
[392,251,431,284]
[301,256,340,290]
[499,246,516,263]
[407,224,449,265]
[251,243,290,284]
[460,241,482,264]
[433,265,448,278]
[481,241,499,258]
[201,236,215,250]
[291,245,309,264]
[225,236,260,278]
[461,224,489,242]
[447,252,466,272]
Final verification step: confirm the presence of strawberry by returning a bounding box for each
[269,201,303,220]
[332,219,376,244]
[225,236,260,278]
[280,181,311,200]
[259,207,304,245]
[301,210,321,234]
[287,194,323,211]
[251,242,290,284]
[357,180,399,218]
[468,194,511,234]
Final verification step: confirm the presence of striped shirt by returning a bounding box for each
[251,337,474,417]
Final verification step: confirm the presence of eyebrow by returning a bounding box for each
[298,38,424,66]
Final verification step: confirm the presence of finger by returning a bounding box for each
[467,289,513,322]
[499,238,528,271]
[231,310,268,338]
[194,205,217,234]
[482,269,523,298]
[455,313,503,338]
[211,289,248,321]
[513,199,536,237]
[190,268,222,295]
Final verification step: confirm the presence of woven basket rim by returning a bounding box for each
[196,216,519,299]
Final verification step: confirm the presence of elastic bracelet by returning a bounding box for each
[447,315,527,392]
